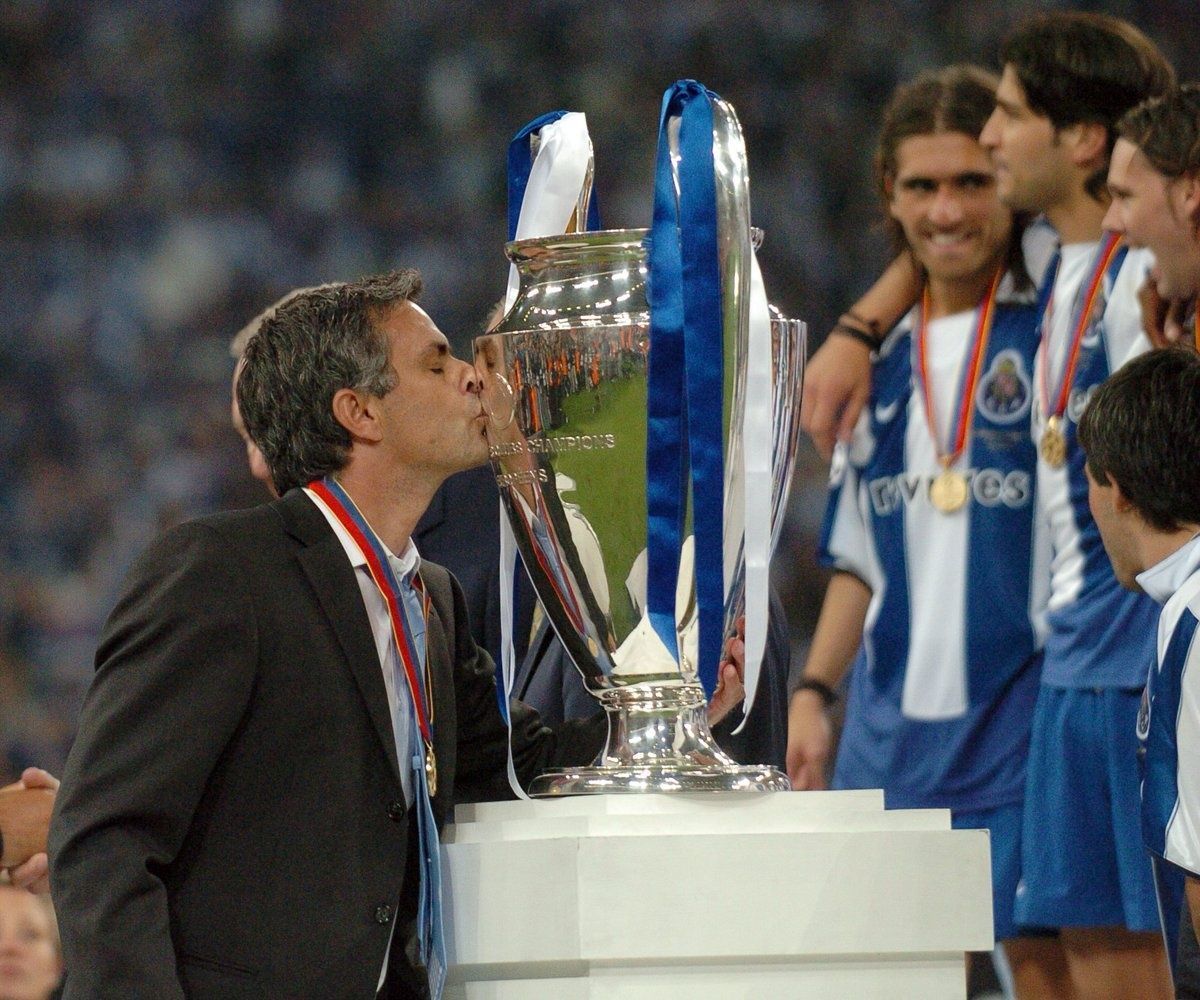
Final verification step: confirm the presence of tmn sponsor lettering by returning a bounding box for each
[867,469,1031,516]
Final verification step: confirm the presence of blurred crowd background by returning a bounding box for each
[1,0,1197,780]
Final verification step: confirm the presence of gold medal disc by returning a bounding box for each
[1041,416,1067,468]
[929,469,969,513]
[425,743,438,798]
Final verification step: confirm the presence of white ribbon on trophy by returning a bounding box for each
[732,252,773,732]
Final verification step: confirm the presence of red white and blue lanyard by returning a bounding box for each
[307,475,445,999]
[310,477,435,749]
[913,269,1002,468]
[1037,231,1126,423]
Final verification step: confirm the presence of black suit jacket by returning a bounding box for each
[49,489,604,999]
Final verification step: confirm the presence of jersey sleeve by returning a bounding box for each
[1163,608,1200,877]
[818,433,872,583]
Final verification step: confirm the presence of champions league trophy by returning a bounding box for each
[476,84,804,795]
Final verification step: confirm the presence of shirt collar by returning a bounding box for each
[304,488,422,579]
[1136,534,1200,605]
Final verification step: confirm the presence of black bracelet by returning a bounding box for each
[794,678,839,707]
[831,323,881,353]
[844,308,883,337]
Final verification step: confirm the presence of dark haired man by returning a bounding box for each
[48,273,745,999]
[1078,348,1200,951]
[229,287,530,670]
[795,14,1177,994]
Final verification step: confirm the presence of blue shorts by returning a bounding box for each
[954,802,1023,942]
[1014,686,1159,931]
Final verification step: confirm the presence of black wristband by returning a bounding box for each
[831,323,881,353]
[844,308,883,337]
[794,678,839,707]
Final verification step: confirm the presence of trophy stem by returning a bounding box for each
[528,683,790,796]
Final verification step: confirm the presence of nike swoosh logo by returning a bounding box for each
[874,398,902,423]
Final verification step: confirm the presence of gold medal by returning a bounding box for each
[914,272,1002,519]
[1036,234,1124,474]
[929,469,969,513]
[1040,415,1067,468]
[424,742,438,798]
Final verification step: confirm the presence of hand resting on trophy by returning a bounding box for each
[707,616,747,727]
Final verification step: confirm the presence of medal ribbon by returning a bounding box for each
[308,478,434,747]
[914,269,1002,467]
[1038,231,1124,421]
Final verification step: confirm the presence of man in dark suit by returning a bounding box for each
[48,272,625,999]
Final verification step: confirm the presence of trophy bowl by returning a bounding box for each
[476,228,796,795]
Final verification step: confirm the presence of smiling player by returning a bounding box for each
[787,65,1052,994]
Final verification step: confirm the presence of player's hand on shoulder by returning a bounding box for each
[801,333,873,461]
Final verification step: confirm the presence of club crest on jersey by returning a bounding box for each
[975,349,1031,425]
[1136,686,1151,742]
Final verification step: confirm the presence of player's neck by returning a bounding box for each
[1045,187,1110,246]
[925,268,996,321]
[332,460,439,557]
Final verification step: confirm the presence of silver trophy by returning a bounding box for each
[476,96,803,795]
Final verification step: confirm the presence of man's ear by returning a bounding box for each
[331,387,383,443]
[883,174,897,216]
[1064,121,1108,171]
[1108,472,1135,516]
[1179,170,1200,229]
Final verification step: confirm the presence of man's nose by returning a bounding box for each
[979,110,1000,149]
[1101,200,1124,235]
[928,186,965,226]
[458,357,481,395]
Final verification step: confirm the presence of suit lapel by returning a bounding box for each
[278,490,403,786]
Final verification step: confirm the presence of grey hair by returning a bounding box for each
[229,285,335,360]
[236,269,423,494]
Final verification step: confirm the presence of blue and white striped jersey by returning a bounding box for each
[1137,536,1200,877]
[820,287,1046,810]
[1033,242,1160,688]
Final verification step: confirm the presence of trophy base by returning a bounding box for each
[529,682,791,797]
[529,763,789,796]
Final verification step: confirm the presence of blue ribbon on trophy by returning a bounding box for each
[645,80,727,695]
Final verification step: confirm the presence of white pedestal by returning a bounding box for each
[442,791,992,999]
